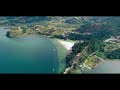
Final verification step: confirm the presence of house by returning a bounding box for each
[34,25,40,31]
[82,32,91,35]
[18,27,22,32]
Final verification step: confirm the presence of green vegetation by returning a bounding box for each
[20,27,27,33]
[83,55,104,69]
[93,42,120,59]
[6,29,23,38]
[6,25,37,38]
[84,56,95,68]
[106,48,120,59]
[68,23,113,41]
[96,52,106,59]
[63,17,120,73]
[104,42,120,52]
[66,40,105,67]
[66,41,88,67]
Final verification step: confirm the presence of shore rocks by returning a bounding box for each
[6,29,23,38]
[6,28,37,38]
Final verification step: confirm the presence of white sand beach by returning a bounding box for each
[56,39,75,50]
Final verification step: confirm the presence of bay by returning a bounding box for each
[0,26,59,73]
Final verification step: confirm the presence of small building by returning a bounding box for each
[82,32,91,35]
[34,25,40,31]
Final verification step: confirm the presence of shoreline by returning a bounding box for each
[4,24,75,74]
[50,39,68,73]
[56,39,76,51]
[51,38,76,73]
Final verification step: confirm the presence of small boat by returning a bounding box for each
[53,68,54,72]
[54,49,55,51]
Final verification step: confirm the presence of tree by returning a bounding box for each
[106,49,120,59]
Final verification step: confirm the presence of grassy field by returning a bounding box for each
[104,42,120,51]
[84,56,95,68]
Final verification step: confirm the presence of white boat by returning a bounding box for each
[53,68,54,72]
[54,49,55,51]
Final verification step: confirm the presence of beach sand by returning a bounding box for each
[56,39,75,50]
[51,39,76,73]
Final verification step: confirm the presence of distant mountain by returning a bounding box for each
[0,16,48,25]
[0,16,120,27]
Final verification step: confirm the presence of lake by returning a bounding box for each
[0,26,59,73]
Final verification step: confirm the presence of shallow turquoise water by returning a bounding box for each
[0,26,59,73]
